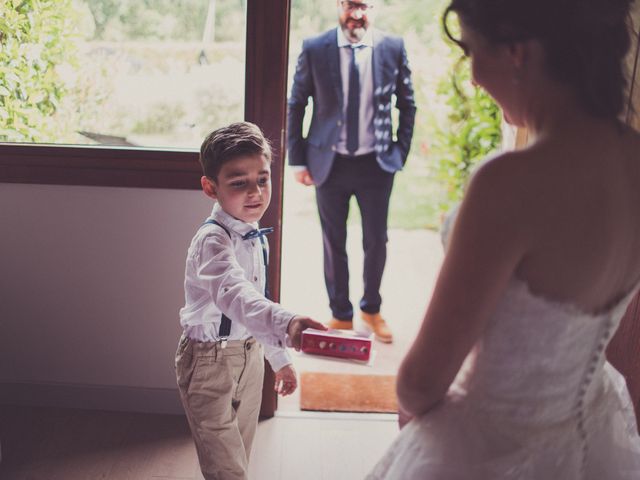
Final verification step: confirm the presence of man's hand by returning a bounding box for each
[274,364,297,396]
[294,169,314,186]
[287,316,327,351]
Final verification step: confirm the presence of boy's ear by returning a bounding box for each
[201,176,218,200]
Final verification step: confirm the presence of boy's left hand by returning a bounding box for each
[274,364,297,396]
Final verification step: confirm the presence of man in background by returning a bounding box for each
[287,0,416,343]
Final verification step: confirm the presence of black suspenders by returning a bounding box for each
[202,219,233,344]
[202,219,270,346]
[258,235,270,300]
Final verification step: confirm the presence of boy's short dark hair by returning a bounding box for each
[199,122,272,180]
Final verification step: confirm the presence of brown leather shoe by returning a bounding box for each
[327,318,353,330]
[361,312,393,343]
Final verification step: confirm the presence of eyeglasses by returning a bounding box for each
[340,1,374,13]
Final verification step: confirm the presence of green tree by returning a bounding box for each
[431,56,502,213]
[0,0,79,142]
[375,0,443,37]
[83,0,120,39]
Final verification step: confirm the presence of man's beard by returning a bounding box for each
[341,18,367,42]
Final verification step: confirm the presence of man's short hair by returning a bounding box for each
[199,122,272,180]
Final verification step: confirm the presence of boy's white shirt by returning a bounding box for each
[179,202,293,372]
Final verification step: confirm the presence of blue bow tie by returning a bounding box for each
[242,227,274,240]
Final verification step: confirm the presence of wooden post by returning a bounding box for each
[244,0,292,419]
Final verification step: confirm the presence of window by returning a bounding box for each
[0,0,289,190]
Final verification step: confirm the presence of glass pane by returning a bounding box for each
[0,0,246,149]
[285,0,502,230]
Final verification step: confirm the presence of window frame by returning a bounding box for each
[0,144,200,189]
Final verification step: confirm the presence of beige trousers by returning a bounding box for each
[175,335,264,480]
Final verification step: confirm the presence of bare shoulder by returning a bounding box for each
[458,151,532,229]
[472,150,524,179]
[466,150,535,205]
[473,140,572,192]
[459,148,553,246]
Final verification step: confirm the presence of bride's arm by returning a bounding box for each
[397,153,531,417]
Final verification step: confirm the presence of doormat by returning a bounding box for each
[300,372,398,413]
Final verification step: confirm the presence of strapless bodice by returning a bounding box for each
[368,207,640,480]
[441,205,639,427]
[450,274,638,428]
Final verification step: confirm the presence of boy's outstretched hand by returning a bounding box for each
[274,364,297,396]
[287,316,327,351]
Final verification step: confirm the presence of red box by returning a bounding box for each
[301,329,373,362]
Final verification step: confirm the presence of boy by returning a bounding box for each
[175,122,324,480]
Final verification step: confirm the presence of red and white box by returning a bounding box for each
[301,328,373,362]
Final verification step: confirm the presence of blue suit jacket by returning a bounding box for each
[287,28,417,186]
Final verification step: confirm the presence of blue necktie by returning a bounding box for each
[346,45,360,155]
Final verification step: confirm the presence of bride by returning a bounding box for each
[368,0,640,478]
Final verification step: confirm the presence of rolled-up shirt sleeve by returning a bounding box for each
[197,230,295,347]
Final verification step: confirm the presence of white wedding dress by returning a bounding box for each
[368,208,640,479]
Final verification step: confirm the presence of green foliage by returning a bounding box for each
[289,0,336,35]
[0,0,79,142]
[131,103,186,135]
[431,57,502,213]
[83,0,245,42]
[83,0,120,39]
[374,0,443,38]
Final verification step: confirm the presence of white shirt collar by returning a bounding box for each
[211,203,259,237]
[336,27,373,48]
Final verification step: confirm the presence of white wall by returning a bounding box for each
[0,182,211,413]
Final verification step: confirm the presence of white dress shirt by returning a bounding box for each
[336,27,376,156]
[179,203,293,372]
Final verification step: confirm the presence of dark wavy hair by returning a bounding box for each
[442,0,637,122]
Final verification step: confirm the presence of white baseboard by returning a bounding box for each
[0,381,184,415]
[275,410,398,422]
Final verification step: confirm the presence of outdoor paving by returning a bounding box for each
[278,174,444,412]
